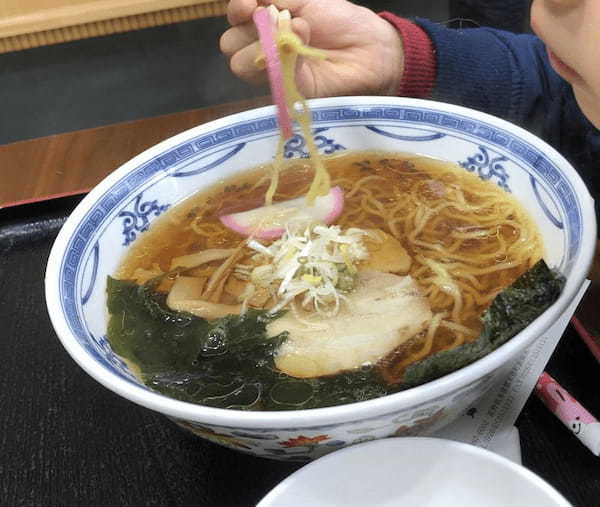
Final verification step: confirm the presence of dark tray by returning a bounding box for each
[1,196,599,506]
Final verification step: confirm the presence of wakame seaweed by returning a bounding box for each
[402,260,564,387]
[106,259,564,410]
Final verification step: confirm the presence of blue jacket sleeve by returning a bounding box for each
[414,18,600,225]
[414,18,566,131]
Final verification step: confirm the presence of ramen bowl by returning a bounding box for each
[45,96,595,461]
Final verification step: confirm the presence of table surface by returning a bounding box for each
[0,96,270,208]
[1,97,599,506]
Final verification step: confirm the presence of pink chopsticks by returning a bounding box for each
[533,315,600,456]
[253,7,294,139]
[571,315,600,363]
[535,372,600,456]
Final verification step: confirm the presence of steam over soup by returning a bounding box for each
[107,151,563,410]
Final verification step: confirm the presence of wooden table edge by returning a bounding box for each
[0,96,271,208]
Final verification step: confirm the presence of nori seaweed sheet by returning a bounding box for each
[106,277,385,410]
[402,260,565,387]
[106,259,564,409]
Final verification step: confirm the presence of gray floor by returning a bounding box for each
[0,1,451,145]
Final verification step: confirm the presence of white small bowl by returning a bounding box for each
[258,438,572,507]
[45,97,596,461]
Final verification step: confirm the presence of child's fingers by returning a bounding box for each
[223,7,311,61]
[220,22,258,57]
[224,0,314,86]
[229,41,268,84]
[262,0,313,16]
[227,0,259,25]
[290,16,311,45]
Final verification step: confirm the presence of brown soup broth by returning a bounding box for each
[116,151,542,381]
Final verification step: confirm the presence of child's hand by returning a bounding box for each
[220,0,405,98]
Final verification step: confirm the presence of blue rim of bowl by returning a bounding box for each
[45,96,597,429]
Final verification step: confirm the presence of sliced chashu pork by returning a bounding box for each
[268,271,431,378]
[166,276,241,319]
[362,229,411,274]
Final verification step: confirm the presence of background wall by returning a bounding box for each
[0,1,457,145]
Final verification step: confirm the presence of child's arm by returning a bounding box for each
[394,14,566,130]
[221,1,565,132]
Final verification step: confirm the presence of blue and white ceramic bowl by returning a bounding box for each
[45,97,596,461]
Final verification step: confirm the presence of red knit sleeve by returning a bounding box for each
[378,12,436,98]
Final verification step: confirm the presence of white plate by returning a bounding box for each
[257,437,572,507]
